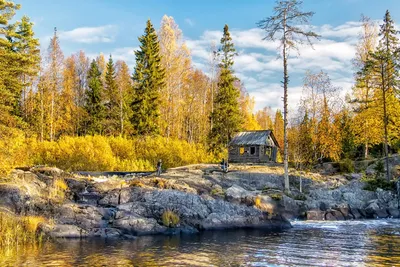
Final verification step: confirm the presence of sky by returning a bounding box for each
[15,0,400,112]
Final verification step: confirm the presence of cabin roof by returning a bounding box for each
[229,130,279,147]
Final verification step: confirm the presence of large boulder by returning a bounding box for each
[387,208,400,218]
[46,224,88,238]
[325,209,345,221]
[0,185,26,213]
[113,210,167,235]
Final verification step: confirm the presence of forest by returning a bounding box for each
[0,0,399,176]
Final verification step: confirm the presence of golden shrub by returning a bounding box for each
[161,210,180,228]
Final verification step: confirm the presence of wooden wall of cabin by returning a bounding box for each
[228,145,277,163]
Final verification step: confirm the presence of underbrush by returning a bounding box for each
[0,212,46,248]
[362,176,396,191]
[0,134,218,174]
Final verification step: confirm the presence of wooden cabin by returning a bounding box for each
[228,130,280,163]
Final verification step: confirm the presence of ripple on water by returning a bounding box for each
[1,219,400,266]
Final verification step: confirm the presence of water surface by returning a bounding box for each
[2,220,400,266]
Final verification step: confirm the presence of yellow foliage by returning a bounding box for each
[1,133,217,173]
[48,178,68,203]
[254,195,262,209]
[130,180,144,187]
[0,126,31,175]
[161,210,179,228]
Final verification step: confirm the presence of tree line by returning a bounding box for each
[1,0,400,181]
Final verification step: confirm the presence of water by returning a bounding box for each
[2,220,400,266]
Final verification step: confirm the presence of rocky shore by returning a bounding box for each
[1,161,399,239]
[0,166,291,239]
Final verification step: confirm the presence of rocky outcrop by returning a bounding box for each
[0,168,291,239]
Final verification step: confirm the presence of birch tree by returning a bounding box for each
[258,0,319,192]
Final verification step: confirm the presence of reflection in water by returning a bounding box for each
[1,220,400,266]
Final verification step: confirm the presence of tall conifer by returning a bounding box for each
[131,19,165,135]
[208,24,242,153]
[104,55,119,135]
[85,60,105,135]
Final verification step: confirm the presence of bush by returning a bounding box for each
[130,180,144,187]
[161,210,179,228]
[374,160,385,174]
[269,193,282,201]
[0,126,31,175]
[339,158,354,173]
[2,134,218,173]
[254,195,262,209]
[210,187,225,198]
[363,178,396,192]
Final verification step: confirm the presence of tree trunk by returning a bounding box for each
[283,9,290,192]
[381,64,390,181]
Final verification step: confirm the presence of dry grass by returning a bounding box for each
[161,210,180,228]
[48,178,68,203]
[0,212,46,248]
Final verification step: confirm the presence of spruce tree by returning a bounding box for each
[85,60,105,135]
[208,24,242,153]
[0,2,40,127]
[366,10,400,181]
[104,55,119,135]
[131,19,165,135]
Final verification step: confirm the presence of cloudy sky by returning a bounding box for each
[16,0,400,111]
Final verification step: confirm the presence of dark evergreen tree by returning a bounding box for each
[298,111,313,167]
[84,60,105,135]
[208,24,242,153]
[131,19,165,135]
[366,10,400,181]
[0,3,40,127]
[104,55,119,135]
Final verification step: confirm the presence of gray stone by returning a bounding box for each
[325,209,345,221]
[48,224,88,238]
[387,208,400,218]
[349,208,363,219]
[225,184,256,204]
[113,211,167,235]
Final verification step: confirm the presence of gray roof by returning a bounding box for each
[229,130,278,147]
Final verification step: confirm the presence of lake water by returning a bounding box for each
[2,220,400,266]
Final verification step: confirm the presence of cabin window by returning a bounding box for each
[239,147,245,155]
[250,147,256,155]
[265,147,271,156]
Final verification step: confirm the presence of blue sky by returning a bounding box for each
[16,0,400,111]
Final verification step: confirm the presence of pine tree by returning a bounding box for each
[131,19,165,135]
[104,55,119,135]
[366,10,400,181]
[298,111,313,167]
[208,24,242,153]
[0,3,40,127]
[258,0,319,192]
[85,60,105,135]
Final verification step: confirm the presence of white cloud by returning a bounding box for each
[185,20,365,111]
[59,25,118,44]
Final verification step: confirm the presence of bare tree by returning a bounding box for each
[258,0,319,192]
